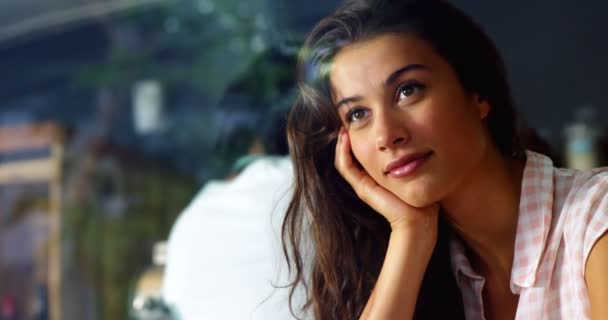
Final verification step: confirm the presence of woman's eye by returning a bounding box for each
[345,108,368,123]
[397,82,425,100]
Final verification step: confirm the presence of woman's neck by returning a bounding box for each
[440,147,526,282]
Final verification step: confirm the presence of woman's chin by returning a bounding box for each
[398,189,439,209]
[378,174,443,208]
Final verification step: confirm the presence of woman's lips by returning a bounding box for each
[385,152,432,178]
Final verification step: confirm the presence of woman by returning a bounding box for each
[282,0,608,319]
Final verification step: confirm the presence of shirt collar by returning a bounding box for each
[509,150,555,292]
[450,234,484,288]
[449,150,556,292]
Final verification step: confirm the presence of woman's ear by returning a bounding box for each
[475,95,491,120]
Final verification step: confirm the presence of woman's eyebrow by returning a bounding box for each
[335,96,363,110]
[384,64,431,86]
[334,64,430,109]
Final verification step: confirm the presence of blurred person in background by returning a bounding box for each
[162,106,306,319]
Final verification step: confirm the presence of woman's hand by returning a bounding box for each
[335,127,440,319]
[334,127,439,235]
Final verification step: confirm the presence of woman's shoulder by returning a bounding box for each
[565,166,608,202]
[559,166,608,263]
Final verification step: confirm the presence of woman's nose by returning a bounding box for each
[375,112,409,152]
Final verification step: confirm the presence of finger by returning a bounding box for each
[335,130,378,200]
[334,127,348,171]
[335,128,365,185]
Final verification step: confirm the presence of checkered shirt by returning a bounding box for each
[450,150,608,319]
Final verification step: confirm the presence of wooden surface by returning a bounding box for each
[0,158,56,184]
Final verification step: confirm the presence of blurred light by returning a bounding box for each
[196,0,215,15]
[564,107,601,170]
[132,296,146,311]
[153,241,167,266]
[133,80,165,135]
[250,34,266,53]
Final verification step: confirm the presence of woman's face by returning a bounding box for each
[329,33,491,208]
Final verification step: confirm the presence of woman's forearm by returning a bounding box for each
[360,229,434,320]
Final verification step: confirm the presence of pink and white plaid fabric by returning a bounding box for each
[450,150,608,319]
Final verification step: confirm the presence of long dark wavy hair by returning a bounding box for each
[282,0,524,319]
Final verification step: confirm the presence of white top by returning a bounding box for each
[163,156,306,320]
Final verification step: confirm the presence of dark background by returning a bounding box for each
[0,0,606,157]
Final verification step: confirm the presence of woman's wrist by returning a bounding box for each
[390,226,436,260]
[362,222,436,319]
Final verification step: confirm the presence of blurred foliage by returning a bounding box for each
[74,0,290,103]
[72,0,300,182]
[62,148,197,320]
